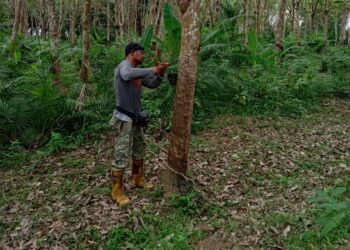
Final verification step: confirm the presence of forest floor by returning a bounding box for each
[1,98,350,249]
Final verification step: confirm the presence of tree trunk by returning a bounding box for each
[58,0,64,38]
[275,0,286,50]
[310,0,320,35]
[254,0,261,35]
[339,0,348,46]
[324,0,330,50]
[136,0,143,36]
[292,0,301,39]
[107,2,111,44]
[115,0,124,42]
[155,0,163,35]
[81,0,91,84]
[40,0,47,38]
[19,0,27,35]
[69,0,76,47]
[165,0,201,194]
[243,0,250,45]
[11,0,24,42]
[48,0,61,82]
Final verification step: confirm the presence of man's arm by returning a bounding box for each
[119,63,156,81]
[142,76,163,89]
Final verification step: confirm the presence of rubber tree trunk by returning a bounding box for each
[275,0,286,50]
[165,0,201,194]
[324,0,330,50]
[69,0,76,47]
[107,2,111,44]
[339,0,349,46]
[58,0,64,38]
[115,0,123,42]
[48,0,61,82]
[81,0,91,84]
[243,0,250,45]
[11,0,24,42]
[40,0,47,38]
[19,0,27,35]
[310,0,320,35]
[292,0,302,40]
[254,0,261,35]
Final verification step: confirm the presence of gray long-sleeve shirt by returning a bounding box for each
[114,60,162,121]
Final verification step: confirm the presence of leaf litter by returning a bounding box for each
[0,99,349,249]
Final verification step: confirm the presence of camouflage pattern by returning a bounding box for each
[110,116,145,171]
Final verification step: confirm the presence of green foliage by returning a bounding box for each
[308,187,350,236]
[155,3,181,62]
[106,211,198,250]
[169,192,202,216]
[140,25,154,49]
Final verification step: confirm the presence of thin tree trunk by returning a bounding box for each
[58,0,64,38]
[40,0,47,38]
[69,0,76,47]
[215,0,220,24]
[339,0,348,46]
[107,2,111,44]
[155,0,163,35]
[254,0,261,35]
[310,0,320,35]
[19,0,27,35]
[136,0,143,36]
[81,0,91,84]
[147,0,158,27]
[165,0,201,194]
[243,0,250,45]
[275,0,286,50]
[30,14,34,36]
[324,0,330,50]
[11,0,24,42]
[292,0,301,39]
[115,0,123,42]
[48,0,61,82]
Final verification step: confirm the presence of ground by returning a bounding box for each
[1,98,349,249]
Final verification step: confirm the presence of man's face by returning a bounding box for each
[131,50,145,65]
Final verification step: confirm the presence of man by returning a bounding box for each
[110,42,168,205]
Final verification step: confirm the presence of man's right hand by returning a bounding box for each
[154,62,169,77]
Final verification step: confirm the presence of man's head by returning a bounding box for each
[125,42,145,65]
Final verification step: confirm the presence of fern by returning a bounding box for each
[308,187,350,236]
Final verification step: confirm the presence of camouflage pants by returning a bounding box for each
[110,117,145,171]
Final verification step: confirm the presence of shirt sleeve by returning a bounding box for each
[142,75,163,89]
[119,63,155,81]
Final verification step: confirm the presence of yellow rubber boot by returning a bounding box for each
[111,170,130,205]
[131,160,154,189]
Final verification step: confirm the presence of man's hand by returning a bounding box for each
[155,62,169,77]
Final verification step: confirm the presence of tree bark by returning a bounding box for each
[58,0,64,38]
[254,0,261,35]
[243,0,250,45]
[81,0,91,84]
[339,0,349,45]
[40,0,47,38]
[11,0,24,42]
[48,0,61,82]
[310,0,320,34]
[69,0,76,47]
[165,0,201,194]
[115,0,124,42]
[292,0,302,39]
[324,0,330,50]
[19,0,27,35]
[275,0,286,50]
[155,0,163,35]
[107,2,111,44]
[136,0,143,36]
